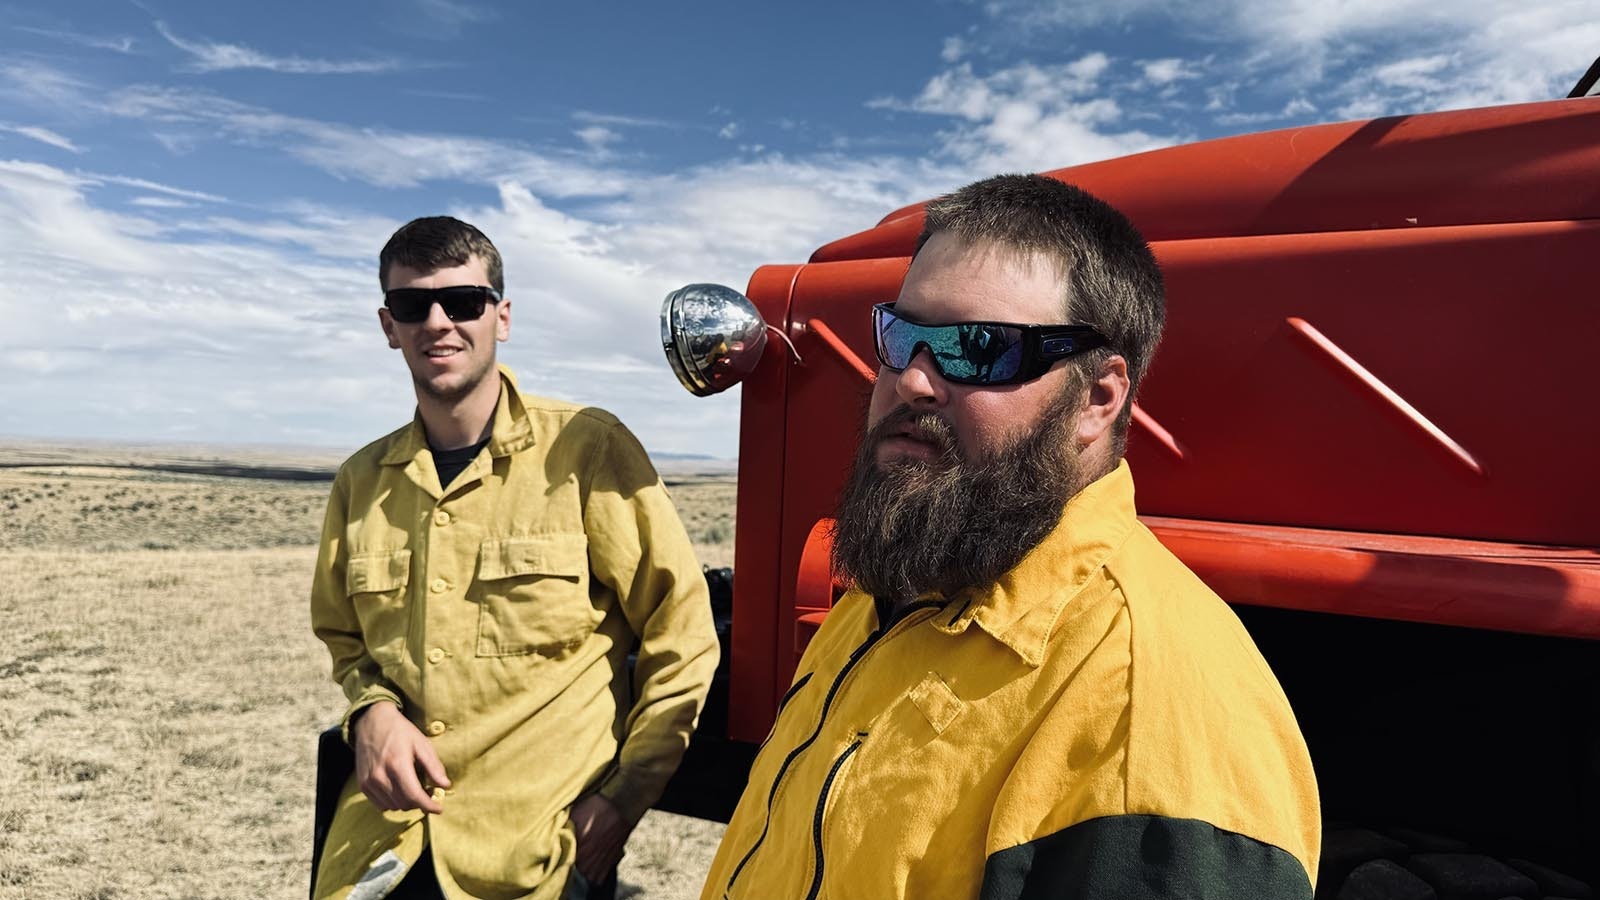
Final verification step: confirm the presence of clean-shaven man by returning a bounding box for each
[312,216,718,900]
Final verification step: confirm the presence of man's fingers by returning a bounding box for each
[359,771,394,809]
[391,761,443,815]
[415,741,452,790]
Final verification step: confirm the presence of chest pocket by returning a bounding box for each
[346,549,413,671]
[475,535,595,658]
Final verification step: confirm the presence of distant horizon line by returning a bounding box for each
[0,433,736,464]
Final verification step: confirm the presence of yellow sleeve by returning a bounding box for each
[308,469,403,744]
[583,422,721,824]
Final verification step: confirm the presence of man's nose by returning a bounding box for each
[421,301,455,332]
[893,348,950,407]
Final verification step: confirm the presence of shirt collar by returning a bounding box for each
[379,364,535,467]
[929,459,1140,666]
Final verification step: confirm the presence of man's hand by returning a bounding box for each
[351,702,452,814]
[570,793,631,884]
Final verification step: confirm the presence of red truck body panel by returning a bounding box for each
[727,97,1600,744]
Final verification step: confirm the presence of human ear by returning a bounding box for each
[378,308,401,349]
[1075,355,1130,447]
[495,298,511,343]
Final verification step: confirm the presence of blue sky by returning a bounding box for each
[1,0,1593,458]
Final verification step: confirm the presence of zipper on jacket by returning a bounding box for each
[723,601,941,898]
[756,671,815,755]
[803,733,866,900]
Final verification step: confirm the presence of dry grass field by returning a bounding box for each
[0,441,732,900]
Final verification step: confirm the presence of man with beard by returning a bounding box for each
[310,217,719,900]
[700,175,1320,899]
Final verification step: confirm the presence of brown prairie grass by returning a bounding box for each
[1,449,733,900]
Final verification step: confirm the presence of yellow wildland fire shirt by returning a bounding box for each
[702,461,1320,900]
[311,366,719,900]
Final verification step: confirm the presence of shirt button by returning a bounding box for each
[427,720,446,736]
[433,510,450,527]
[427,648,446,664]
[430,579,448,593]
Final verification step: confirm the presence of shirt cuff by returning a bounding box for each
[339,686,403,745]
[596,767,659,826]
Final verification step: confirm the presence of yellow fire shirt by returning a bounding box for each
[703,461,1320,900]
[311,366,719,900]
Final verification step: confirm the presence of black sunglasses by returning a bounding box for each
[872,302,1109,386]
[384,285,502,324]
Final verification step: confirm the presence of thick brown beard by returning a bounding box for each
[830,392,1083,613]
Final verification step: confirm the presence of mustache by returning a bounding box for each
[866,405,958,461]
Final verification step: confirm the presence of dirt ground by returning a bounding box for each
[0,444,731,900]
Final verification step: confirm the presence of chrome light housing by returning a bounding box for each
[660,283,769,396]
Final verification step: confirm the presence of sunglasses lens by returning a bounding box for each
[385,287,493,323]
[384,289,432,323]
[874,307,1024,385]
[436,287,489,321]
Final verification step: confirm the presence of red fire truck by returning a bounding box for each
[656,74,1600,897]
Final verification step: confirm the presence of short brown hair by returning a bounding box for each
[914,174,1165,453]
[378,216,504,294]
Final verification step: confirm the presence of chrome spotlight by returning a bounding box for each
[661,284,770,396]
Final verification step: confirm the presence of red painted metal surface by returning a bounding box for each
[788,517,1600,644]
[725,97,1600,742]
[815,97,1600,260]
[1145,517,1600,640]
[727,263,799,743]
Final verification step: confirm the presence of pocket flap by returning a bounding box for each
[478,535,588,581]
[346,549,412,594]
[908,672,963,735]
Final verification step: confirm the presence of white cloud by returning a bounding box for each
[155,21,402,75]
[0,159,407,447]
[575,125,621,153]
[0,126,951,456]
[0,62,94,111]
[1372,54,1453,91]
[92,173,226,203]
[1,124,81,153]
[574,111,683,130]
[879,56,1178,173]
[97,83,628,196]
[1214,95,1319,125]
[1140,57,1198,86]
[1282,96,1317,117]
[977,0,1597,119]
[414,0,498,26]
[718,122,740,139]
[941,37,968,63]
[128,196,193,208]
[13,26,136,54]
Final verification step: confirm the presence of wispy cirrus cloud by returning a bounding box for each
[413,0,498,28]
[13,25,136,54]
[92,173,226,203]
[154,21,402,75]
[0,62,95,111]
[1,123,81,152]
[573,110,686,131]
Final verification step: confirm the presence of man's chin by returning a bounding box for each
[413,369,485,403]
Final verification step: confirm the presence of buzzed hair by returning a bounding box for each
[379,216,504,294]
[915,174,1165,451]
